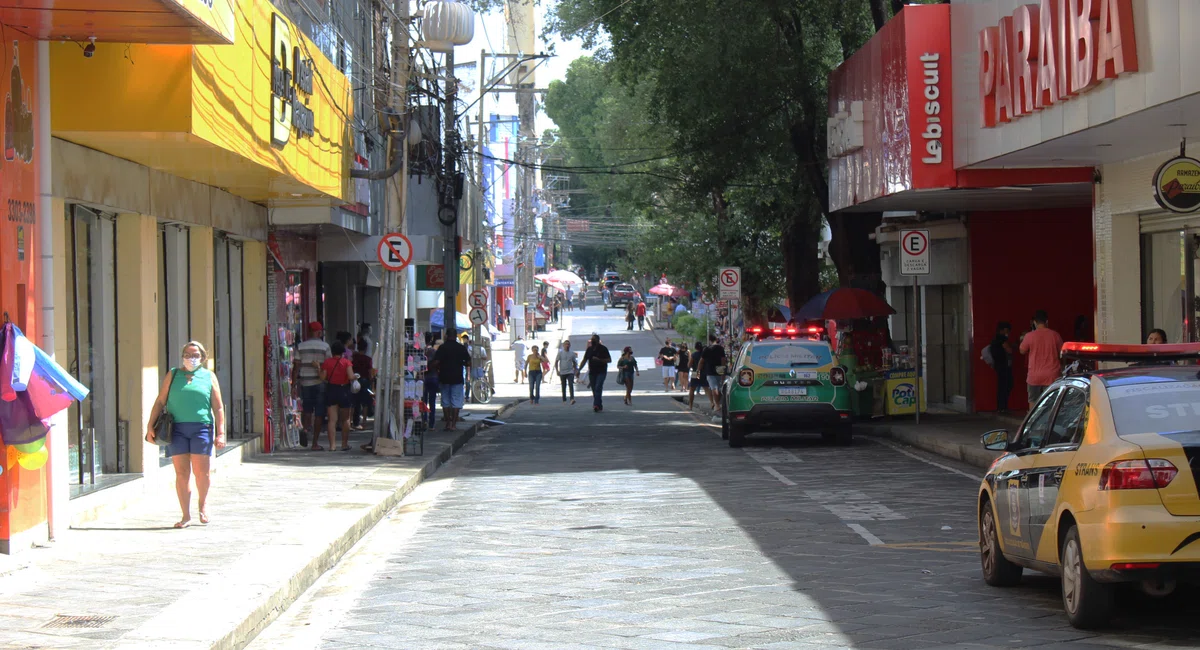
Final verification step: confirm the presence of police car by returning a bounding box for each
[978,342,1200,629]
[721,325,852,448]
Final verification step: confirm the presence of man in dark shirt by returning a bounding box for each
[658,338,677,392]
[431,331,472,430]
[697,335,726,410]
[580,334,612,412]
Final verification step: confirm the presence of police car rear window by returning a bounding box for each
[1106,380,1200,436]
[747,342,832,368]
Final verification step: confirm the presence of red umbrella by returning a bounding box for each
[794,288,896,321]
[648,283,689,298]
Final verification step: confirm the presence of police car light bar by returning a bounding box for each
[1061,342,1200,362]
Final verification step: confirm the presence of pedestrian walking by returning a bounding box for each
[356,322,373,357]
[565,287,574,311]
[431,332,471,430]
[335,331,354,360]
[504,295,514,322]
[351,339,375,429]
[581,334,612,412]
[295,321,330,448]
[146,341,227,528]
[556,340,579,404]
[688,341,705,409]
[657,337,677,391]
[625,302,635,330]
[422,339,440,429]
[602,287,610,310]
[540,341,551,388]
[697,334,726,410]
[552,294,563,322]
[513,338,527,384]
[985,322,1013,413]
[1019,310,1063,406]
[635,299,647,330]
[526,346,544,404]
[618,346,640,405]
[675,342,691,392]
[319,341,357,451]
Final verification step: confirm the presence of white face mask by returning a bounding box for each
[182,356,201,371]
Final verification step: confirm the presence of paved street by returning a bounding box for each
[251,309,1200,650]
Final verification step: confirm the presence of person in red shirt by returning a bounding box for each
[1019,310,1064,406]
[635,300,647,330]
[319,341,357,451]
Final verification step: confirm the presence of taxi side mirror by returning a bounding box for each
[981,429,1010,451]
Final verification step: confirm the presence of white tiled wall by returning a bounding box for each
[952,0,1196,168]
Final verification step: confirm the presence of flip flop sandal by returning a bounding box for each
[311,445,325,451]
[174,520,192,529]
[341,446,351,451]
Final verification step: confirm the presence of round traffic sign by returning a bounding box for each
[377,233,413,272]
[901,230,929,256]
[468,307,488,326]
[720,268,740,288]
[468,289,488,309]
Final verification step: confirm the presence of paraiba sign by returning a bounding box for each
[271,13,317,147]
[979,0,1137,128]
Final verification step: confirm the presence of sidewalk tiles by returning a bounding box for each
[0,399,521,650]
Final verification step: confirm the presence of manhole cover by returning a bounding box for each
[43,615,116,629]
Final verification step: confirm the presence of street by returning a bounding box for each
[250,307,1200,650]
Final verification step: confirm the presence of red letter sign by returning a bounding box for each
[1096,0,1137,79]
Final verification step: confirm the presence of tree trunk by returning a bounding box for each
[869,0,889,31]
[783,209,821,316]
[828,211,883,292]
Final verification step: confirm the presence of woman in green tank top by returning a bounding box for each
[145,341,227,529]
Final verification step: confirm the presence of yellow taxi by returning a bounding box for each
[977,342,1200,629]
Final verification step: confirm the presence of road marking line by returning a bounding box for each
[762,465,796,486]
[871,438,979,480]
[847,523,884,546]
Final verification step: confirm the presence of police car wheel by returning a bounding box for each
[1061,525,1114,629]
[979,503,1022,587]
[728,423,746,448]
[720,397,730,440]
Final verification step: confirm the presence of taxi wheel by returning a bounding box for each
[979,504,1023,587]
[1060,525,1114,629]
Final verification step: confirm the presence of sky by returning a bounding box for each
[459,3,595,135]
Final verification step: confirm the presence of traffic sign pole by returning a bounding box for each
[899,229,929,425]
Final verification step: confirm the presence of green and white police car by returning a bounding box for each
[721,325,853,448]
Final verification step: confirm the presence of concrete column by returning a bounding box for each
[115,213,161,476]
[189,226,215,364]
[242,241,267,435]
[47,196,70,538]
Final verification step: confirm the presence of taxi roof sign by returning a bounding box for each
[1061,342,1200,362]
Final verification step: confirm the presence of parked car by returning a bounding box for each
[977,341,1200,629]
[721,325,852,448]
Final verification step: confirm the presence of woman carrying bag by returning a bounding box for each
[146,341,227,529]
[320,340,358,451]
[618,346,640,405]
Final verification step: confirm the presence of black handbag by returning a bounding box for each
[149,370,177,446]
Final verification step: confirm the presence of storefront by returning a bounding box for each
[828,2,1097,414]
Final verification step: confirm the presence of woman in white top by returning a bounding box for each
[555,340,580,404]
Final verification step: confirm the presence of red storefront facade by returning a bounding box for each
[829,3,1098,413]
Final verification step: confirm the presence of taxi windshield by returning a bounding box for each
[1106,379,1200,436]
[748,341,832,368]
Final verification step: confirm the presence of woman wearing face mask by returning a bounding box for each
[146,342,227,529]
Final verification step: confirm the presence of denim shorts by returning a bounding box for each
[706,375,722,391]
[441,383,465,409]
[325,382,352,409]
[300,383,324,414]
[167,422,213,458]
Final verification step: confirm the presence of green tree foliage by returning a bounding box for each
[538,0,942,313]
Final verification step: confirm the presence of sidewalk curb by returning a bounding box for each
[219,398,523,650]
[859,424,998,470]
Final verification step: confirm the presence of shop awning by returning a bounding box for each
[1,0,235,44]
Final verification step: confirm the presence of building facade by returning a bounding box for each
[0,0,356,552]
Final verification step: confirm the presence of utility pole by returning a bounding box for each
[370,0,410,450]
[440,49,461,340]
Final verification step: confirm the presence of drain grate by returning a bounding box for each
[43,615,116,629]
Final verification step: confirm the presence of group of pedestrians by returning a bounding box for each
[295,322,376,451]
[624,300,647,331]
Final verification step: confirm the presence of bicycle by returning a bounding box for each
[471,361,494,404]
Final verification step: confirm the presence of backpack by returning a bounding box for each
[981,345,995,368]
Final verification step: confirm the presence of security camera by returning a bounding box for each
[83,37,96,58]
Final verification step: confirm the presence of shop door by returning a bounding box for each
[214,236,246,435]
[65,205,120,492]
